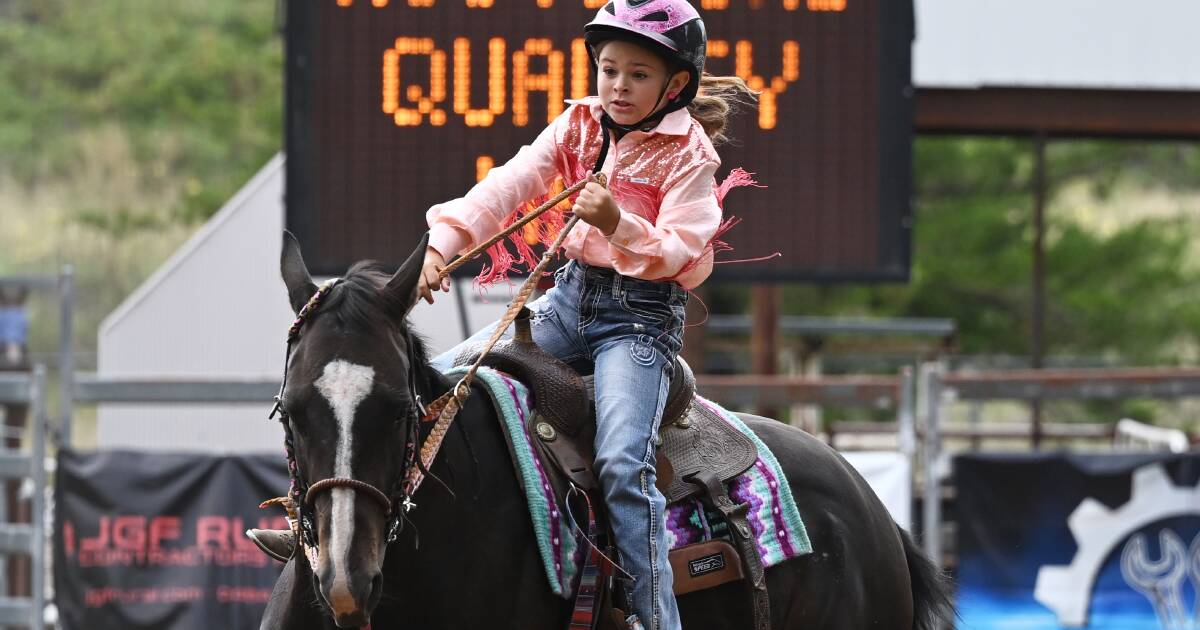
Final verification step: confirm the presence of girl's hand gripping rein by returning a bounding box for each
[571,174,620,236]
[418,247,449,305]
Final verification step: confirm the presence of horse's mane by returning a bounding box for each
[319,260,433,373]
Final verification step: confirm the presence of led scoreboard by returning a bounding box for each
[285,0,914,280]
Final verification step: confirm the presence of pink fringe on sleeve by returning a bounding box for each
[674,167,764,277]
[475,193,573,287]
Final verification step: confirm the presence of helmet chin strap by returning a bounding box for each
[593,79,674,173]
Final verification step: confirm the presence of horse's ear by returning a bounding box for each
[281,231,318,315]
[383,231,431,317]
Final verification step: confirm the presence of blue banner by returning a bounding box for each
[955,452,1200,629]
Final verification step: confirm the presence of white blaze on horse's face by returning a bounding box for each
[314,359,376,605]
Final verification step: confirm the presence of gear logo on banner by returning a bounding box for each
[1035,464,1200,627]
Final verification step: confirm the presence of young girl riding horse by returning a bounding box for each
[420,2,755,628]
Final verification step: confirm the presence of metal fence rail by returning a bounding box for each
[695,374,901,408]
[942,367,1200,401]
[72,375,280,404]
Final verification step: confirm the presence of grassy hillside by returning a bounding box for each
[0,0,282,358]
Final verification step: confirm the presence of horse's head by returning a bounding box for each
[277,231,432,627]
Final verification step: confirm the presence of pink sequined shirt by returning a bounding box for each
[426,97,722,289]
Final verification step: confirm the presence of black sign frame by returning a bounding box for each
[285,0,914,282]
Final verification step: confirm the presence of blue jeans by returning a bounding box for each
[431,260,686,630]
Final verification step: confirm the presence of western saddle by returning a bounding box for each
[462,308,770,629]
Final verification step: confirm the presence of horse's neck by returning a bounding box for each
[381,394,565,624]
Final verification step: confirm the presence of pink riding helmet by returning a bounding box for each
[584,0,707,109]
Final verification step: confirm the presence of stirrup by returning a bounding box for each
[245,528,296,563]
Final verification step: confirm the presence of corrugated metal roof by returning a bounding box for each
[915,0,1200,90]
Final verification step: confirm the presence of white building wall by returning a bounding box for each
[97,155,509,453]
[914,0,1200,90]
[97,156,294,452]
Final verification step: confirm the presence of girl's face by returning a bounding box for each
[596,39,690,127]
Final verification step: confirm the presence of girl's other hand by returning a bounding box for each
[572,177,620,235]
[418,247,450,304]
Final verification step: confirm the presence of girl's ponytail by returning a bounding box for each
[687,72,758,145]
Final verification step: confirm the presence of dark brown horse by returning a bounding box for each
[260,231,954,629]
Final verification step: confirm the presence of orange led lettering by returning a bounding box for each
[372,0,390,6]
[583,0,606,8]
[384,38,448,126]
[466,0,493,7]
[454,38,506,126]
[700,0,728,9]
[708,39,729,59]
[476,155,495,181]
[336,0,353,6]
[735,40,799,130]
[807,0,846,10]
[571,38,591,100]
[513,39,565,126]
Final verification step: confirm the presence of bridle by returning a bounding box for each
[269,278,430,565]
[269,175,602,566]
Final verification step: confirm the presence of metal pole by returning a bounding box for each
[1031,134,1047,449]
[58,267,75,447]
[30,366,45,630]
[898,366,916,459]
[920,362,943,569]
[452,279,472,340]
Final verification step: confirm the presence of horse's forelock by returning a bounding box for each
[318,261,408,335]
[309,261,433,382]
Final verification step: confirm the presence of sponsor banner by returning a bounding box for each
[956,452,1200,629]
[55,450,290,630]
[843,451,912,531]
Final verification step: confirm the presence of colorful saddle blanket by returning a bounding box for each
[447,366,812,597]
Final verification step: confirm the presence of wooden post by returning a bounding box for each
[750,285,780,417]
[681,286,708,371]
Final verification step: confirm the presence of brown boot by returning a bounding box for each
[245,528,296,563]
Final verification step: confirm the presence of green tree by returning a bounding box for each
[0,0,283,354]
[0,0,282,224]
[748,137,1200,363]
